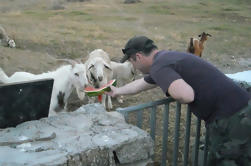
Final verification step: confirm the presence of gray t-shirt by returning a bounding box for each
[144,50,250,123]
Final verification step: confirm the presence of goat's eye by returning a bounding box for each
[75,73,79,77]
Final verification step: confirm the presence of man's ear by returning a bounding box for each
[135,53,141,60]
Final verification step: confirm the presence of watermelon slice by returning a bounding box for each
[84,79,117,97]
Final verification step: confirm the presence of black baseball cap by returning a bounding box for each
[120,36,157,63]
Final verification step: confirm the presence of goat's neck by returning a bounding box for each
[56,65,74,95]
[46,65,74,98]
[199,39,206,49]
[199,36,207,43]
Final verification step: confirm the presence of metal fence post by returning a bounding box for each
[136,110,143,129]
[183,106,192,166]
[161,104,170,166]
[172,102,181,166]
[193,118,201,166]
[116,98,207,166]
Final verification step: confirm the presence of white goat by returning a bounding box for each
[110,61,136,103]
[85,49,113,109]
[0,25,16,48]
[111,61,135,83]
[0,60,87,116]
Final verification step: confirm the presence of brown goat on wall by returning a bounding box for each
[187,32,211,57]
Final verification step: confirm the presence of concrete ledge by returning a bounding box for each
[0,104,154,166]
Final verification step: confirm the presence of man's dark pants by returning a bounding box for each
[207,104,251,166]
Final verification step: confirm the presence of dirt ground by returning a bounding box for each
[0,0,250,165]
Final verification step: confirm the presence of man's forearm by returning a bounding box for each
[117,78,155,96]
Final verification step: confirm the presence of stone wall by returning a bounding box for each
[0,104,154,166]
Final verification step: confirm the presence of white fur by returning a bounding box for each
[110,61,136,103]
[8,39,16,48]
[85,49,113,109]
[0,25,16,48]
[111,61,135,83]
[0,63,87,116]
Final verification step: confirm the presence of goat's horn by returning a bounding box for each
[76,59,83,64]
[207,33,212,37]
[57,59,77,66]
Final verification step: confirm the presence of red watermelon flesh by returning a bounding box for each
[84,79,117,97]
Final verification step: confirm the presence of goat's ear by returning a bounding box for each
[104,65,112,70]
[207,33,212,37]
[103,62,112,71]
[76,59,83,64]
[68,60,77,68]
[57,59,76,67]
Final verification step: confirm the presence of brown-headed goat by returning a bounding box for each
[187,32,211,57]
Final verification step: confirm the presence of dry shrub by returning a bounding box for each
[66,0,90,2]
[49,0,65,10]
[124,0,141,4]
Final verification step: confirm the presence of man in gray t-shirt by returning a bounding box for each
[107,36,251,166]
[144,50,249,124]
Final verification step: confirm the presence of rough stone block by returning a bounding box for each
[0,104,154,166]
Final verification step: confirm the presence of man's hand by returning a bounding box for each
[106,86,119,97]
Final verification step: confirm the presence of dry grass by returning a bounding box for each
[1,0,250,73]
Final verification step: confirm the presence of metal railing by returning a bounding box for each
[116,98,209,166]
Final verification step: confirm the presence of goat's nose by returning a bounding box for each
[98,76,103,81]
[95,85,100,89]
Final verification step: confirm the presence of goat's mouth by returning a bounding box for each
[79,84,88,91]
[79,89,85,92]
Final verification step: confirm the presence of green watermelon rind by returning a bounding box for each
[85,79,117,97]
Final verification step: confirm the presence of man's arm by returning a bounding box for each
[168,79,194,104]
[107,78,156,97]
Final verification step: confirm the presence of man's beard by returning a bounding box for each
[140,67,149,74]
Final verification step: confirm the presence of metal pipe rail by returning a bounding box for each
[116,98,209,166]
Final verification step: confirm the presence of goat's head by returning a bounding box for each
[70,63,88,90]
[58,58,88,91]
[86,58,112,88]
[198,32,212,41]
[8,39,16,48]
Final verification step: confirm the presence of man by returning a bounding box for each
[107,36,251,166]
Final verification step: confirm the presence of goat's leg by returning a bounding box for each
[102,94,106,109]
[115,81,124,104]
[76,88,85,100]
[64,102,68,112]
[88,97,96,104]
[116,96,124,104]
[48,110,57,117]
[107,95,113,110]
